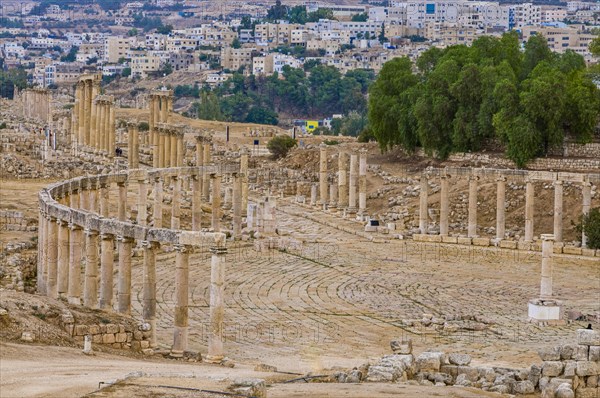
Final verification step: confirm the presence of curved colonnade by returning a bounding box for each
[37,164,244,361]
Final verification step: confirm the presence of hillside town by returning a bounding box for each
[1,0,598,87]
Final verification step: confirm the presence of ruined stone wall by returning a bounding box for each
[548,142,600,158]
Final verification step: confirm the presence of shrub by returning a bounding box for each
[138,121,149,131]
[577,207,600,249]
[267,136,297,159]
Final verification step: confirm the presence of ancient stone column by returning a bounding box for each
[192,175,202,231]
[329,183,338,211]
[57,219,70,298]
[78,82,85,145]
[319,144,328,208]
[138,177,148,226]
[206,244,227,363]
[100,182,109,217]
[540,234,555,298]
[80,182,89,211]
[419,175,428,234]
[310,184,317,206]
[89,180,98,213]
[117,181,127,221]
[170,133,177,167]
[233,173,242,239]
[348,152,358,214]
[524,179,534,242]
[37,211,47,294]
[84,229,99,308]
[195,139,204,167]
[84,81,91,145]
[159,130,166,168]
[338,152,348,211]
[99,233,114,310]
[467,175,478,238]
[223,187,233,210]
[142,240,159,347]
[211,174,221,231]
[240,148,249,216]
[496,176,506,240]
[202,142,211,201]
[164,131,172,168]
[176,133,185,167]
[153,177,163,228]
[67,224,83,305]
[582,181,591,248]
[171,176,181,229]
[440,174,449,236]
[117,236,133,315]
[160,96,168,122]
[171,244,190,357]
[553,180,563,242]
[108,106,116,158]
[152,116,159,168]
[96,101,105,152]
[46,217,58,298]
[91,98,98,150]
[358,151,368,215]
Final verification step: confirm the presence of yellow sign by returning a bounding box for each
[305,120,319,132]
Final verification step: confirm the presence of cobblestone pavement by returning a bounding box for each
[130,199,599,372]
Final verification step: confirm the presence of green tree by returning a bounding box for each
[195,91,223,120]
[60,46,78,62]
[231,37,241,49]
[122,67,131,77]
[267,136,297,159]
[267,0,287,21]
[156,24,173,35]
[351,12,368,22]
[521,34,554,80]
[579,208,600,250]
[288,5,308,23]
[307,8,334,22]
[0,68,27,99]
[246,106,278,125]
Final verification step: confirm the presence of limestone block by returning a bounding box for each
[126,332,133,343]
[112,343,122,349]
[514,380,535,394]
[563,246,582,255]
[416,352,444,372]
[564,361,577,377]
[377,354,414,373]
[140,340,150,349]
[543,361,565,377]
[575,387,600,398]
[518,241,533,251]
[575,346,590,361]
[457,366,479,382]
[449,353,472,366]
[92,334,102,343]
[499,240,518,249]
[115,333,127,343]
[529,364,542,387]
[457,237,472,245]
[102,333,116,344]
[366,365,398,382]
[74,325,89,336]
[228,379,267,398]
[390,339,412,354]
[441,236,458,244]
[133,330,143,340]
[576,361,599,377]
[555,384,574,398]
[106,324,119,334]
[578,329,600,346]
[119,325,126,333]
[561,345,576,360]
[587,375,598,388]
[540,346,561,361]
[589,346,600,362]
[99,324,107,333]
[472,237,490,247]
[131,341,141,351]
[89,325,100,335]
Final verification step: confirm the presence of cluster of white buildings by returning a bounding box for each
[0,0,598,86]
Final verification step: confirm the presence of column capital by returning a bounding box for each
[541,234,555,242]
[68,223,82,231]
[553,180,563,186]
[117,235,135,243]
[496,175,506,182]
[57,219,69,227]
[174,244,192,253]
[141,240,160,250]
[100,233,114,240]
[210,246,227,255]
[468,174,480,182]
[84,228,98,237]
[582,181,592,188]
[117,180,127,187]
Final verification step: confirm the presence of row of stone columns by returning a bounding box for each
[22,88,51,122]
[315,145,368,215]
[73,74,102,148]
[155,125,185,168]
[419,173,594,246]
[90,96,116,157]
[39,202,229,361]
[150,91,173,167]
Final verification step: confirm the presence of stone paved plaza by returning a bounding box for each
[131,198,599,372]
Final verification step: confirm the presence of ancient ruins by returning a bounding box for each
[0,74,598,398]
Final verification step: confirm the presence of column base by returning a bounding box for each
[204,354,224,364]
[67,297,81,305]
[528,298,564,325]
[170,349,184,358]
